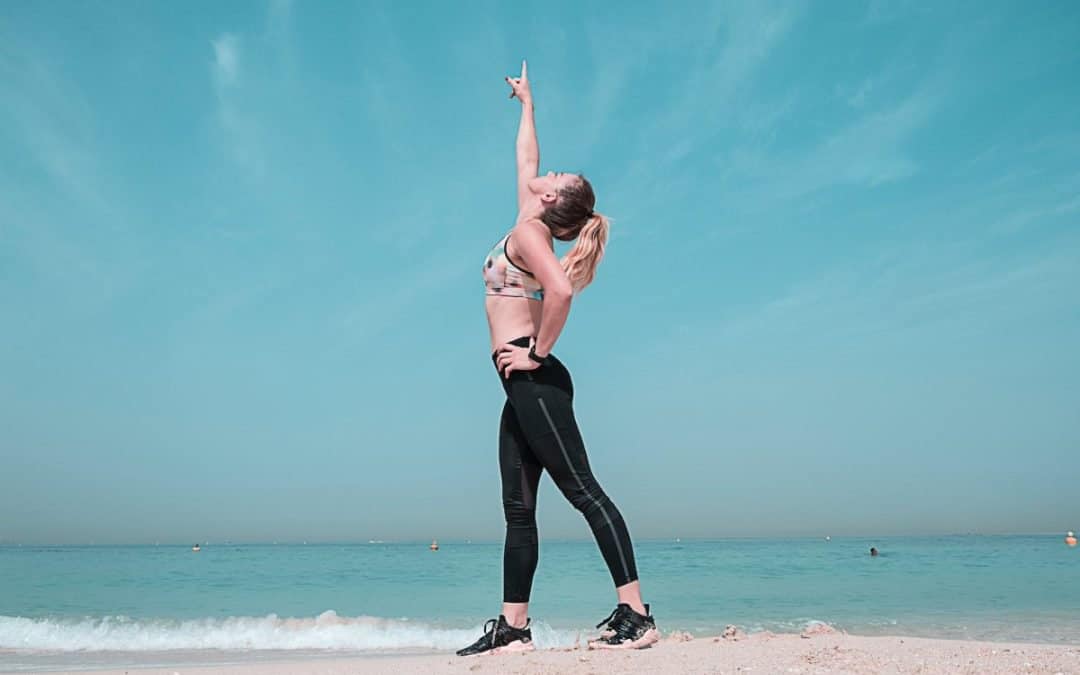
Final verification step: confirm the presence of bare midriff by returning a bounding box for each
[486,295,544,353]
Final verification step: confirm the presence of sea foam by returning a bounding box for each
[0,611,578,652]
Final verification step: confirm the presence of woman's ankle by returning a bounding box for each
[501,602,529,629]
[626,601,648,616]
[615,580,648,616]
[504,614,528,629]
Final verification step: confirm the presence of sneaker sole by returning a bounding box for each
[588,627,660,650]
[462,639,535,657]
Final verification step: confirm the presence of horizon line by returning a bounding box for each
[0,532,1071,547]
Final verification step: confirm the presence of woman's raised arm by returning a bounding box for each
[506,60,538,211]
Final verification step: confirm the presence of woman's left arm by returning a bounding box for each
[495,220,571,378]
[513,221,572,358]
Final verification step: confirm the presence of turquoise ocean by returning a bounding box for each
[1,536,1077,671]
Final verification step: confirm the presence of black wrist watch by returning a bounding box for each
[528,345,550,365]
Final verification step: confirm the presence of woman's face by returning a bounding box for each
[528,171,579,200]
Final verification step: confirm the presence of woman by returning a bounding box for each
[456,61,659,657]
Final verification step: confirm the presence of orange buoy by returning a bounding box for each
[1066,531,1077,547]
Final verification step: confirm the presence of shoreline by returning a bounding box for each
[19,629,1080,675]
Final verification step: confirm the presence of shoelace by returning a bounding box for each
[483,618,499,649]
[595,605,626,630]
[608,612,642,640]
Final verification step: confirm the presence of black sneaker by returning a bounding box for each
[456,615,535,656]
[595,603,650,639]
[588,605,659,650]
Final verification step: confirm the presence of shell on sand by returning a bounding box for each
[720,624,747,641]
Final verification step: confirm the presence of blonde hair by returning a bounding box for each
[561,212,609,292]
[538,174,609,292]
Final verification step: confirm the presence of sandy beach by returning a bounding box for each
[50,629,1080,675]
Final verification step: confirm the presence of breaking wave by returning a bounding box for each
[0,611,579,652]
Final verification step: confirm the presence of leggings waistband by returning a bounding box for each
[491,335,534,362]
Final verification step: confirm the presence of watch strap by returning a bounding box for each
[528,345,549,365]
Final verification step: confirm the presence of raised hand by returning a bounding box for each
[505,59,531,103]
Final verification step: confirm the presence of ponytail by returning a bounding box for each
[561,212,609,292]
[538,174,608,291]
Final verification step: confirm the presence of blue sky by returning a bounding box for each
[1,1,1077,544]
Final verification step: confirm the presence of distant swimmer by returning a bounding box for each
[1067,532,1077,547]
[430,539,439,552]
[192,544,201,552]
[869,547,879,557]
[457,60,656,657]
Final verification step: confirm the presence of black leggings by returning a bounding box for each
[494,336,638,603]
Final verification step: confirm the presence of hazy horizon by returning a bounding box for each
[0,532,1072,548]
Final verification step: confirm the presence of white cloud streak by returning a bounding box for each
[212,34,239,86]
[210,33,268,180]
[666,232,1080,366]
[0,36,142,311]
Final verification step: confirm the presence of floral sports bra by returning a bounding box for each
[482,232,544,301]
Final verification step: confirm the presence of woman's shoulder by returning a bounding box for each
[507,218,554,264]
[510,216,547,237]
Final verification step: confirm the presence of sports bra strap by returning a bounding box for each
[503,233,534,275]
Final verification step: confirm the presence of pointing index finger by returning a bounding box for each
[521,59,528,79]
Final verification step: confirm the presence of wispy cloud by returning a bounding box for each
[600,3,804,230]
[266,0,293,39]
[195,3,477,347]
[210,33,269,180]
[335,251,471,343]
[651,2,802,152]
[208,1,298,180]
[0,47,105,214]
[212,34,239,86]
[683,231,1080,361]
[787,84,935,189]
[696,75,941,228]
[836,77,876,108]
[989,174,1080,233]
[0,36,141,310]
[350,5,422,159]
